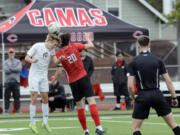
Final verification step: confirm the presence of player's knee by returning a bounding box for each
[31,99,37,105]
[76,100,84,109]
[42,98,48,104]
[86,97,96,105]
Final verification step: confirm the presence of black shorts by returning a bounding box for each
[133,90,171,119]
[70,75,95,102]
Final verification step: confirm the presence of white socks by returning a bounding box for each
[30,104,36,125]
[84,129,89,133]
[96,125,103,131]
[116,103,120,108]
[42,103,49,124]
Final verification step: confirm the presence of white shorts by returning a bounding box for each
[28,76,49,92]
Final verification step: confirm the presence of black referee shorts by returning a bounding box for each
[133,90,171,119]
[70,75,95,102]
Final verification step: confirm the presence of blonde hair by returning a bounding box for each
[45,33,61,46]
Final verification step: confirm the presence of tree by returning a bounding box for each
[146,0,162,12]
[165,0,180,78]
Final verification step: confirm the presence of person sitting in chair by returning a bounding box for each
[49,75,66,112]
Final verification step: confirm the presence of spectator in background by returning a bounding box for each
[4,48,22,114]
[111,51,131,110]
[80,49,94,111]
[20,56,28,88]
[48,75,66,113]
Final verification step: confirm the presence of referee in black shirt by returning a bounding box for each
[127,35,180,135]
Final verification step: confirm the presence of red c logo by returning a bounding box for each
[133,31,143,39]
[7,34,18,43]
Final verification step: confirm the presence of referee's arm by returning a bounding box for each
[127,75,135,100]
[162,73,179,106]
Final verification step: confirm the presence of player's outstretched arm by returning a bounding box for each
[162,73,178,106]
[25,55,38,64]
[84,33,94,49]
[52,56,66,65]
[50,67,62,85]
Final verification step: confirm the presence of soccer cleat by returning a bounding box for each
[42,123,52,133]
[95,129,105,135]
[112,107,120,111]
[85,131,91,135]
[29,123,39,135]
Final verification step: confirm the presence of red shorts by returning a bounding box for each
[20,77,28,88]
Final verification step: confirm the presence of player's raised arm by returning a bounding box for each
[50,67,62,85]
[84,33,94,49]
[52,55,66,65]
[25,55,38,64]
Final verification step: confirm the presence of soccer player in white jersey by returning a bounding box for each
[25,34,62,134]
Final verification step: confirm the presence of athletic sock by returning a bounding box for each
[173,126,180,135]
[84,129,89,133]
[116,103,120,108]
[42,103,49,124]
[89,104,101,127]
[30,104,36,125]
[133,131,142,135]
[77,108,87,130]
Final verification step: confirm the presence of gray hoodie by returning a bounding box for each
[4,58,22,83]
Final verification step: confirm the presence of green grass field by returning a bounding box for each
[0,109,179,135]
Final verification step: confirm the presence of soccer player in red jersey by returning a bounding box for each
[52,33,105,135]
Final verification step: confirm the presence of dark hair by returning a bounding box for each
[116,51,125,57]
[60,33,71,47]
[20,55,25,61]
[138,35,150,47]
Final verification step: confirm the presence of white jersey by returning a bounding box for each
[27,42,55,77]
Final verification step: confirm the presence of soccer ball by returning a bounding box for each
[48,22,61,35]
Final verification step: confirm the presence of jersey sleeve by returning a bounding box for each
[73,43,86,51]
[159,60,167,75]
[127,61,136,76]
[27,44,37,57]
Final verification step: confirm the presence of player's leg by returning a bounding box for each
[40,92,52,133]
[153,90,180,135]
[82,76,105,135]
[76,99,90,134]
[132,118,143,135]
[70,80,90,135]
[163,113,180,135]
[29,91,38,134]
[131,92,151,135]
[86,97,105,135]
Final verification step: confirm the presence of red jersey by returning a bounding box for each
[55,43,87,83]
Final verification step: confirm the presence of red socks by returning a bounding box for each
[77,109,87,130]
[89,104,101,126]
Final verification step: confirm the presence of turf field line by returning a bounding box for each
[100,120,168,126]
[0,126,80,132]
[0,112,179,120]
[0,117,176,126]
[0,114,180,123]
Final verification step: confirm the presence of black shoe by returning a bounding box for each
[95,129,105,135]
[112,107,120,110]
[50,108,55,113]
[85,131,90,135]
